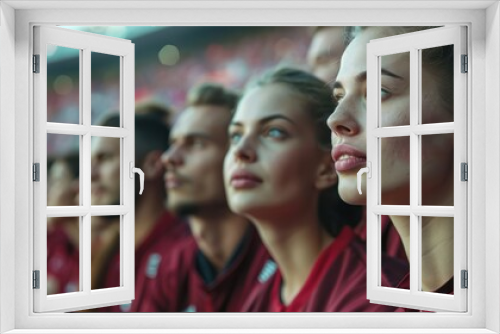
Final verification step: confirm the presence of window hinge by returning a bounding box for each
[33,54,40,73]
[461,54,468,73]
[461,270,468,289]
[33,163,40,182]
[33,270,40,289]
[461,162,468,181]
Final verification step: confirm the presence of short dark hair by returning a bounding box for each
[187,82,240,114]
[135,102,174,125]
[99,113,170,163]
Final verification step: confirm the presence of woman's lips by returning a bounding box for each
[332,144,367,172]
[230,170,263,189]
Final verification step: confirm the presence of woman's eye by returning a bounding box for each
[266,128,287,139]
[333,89,344,102]
[229,132,242,144]
[381,88,392,100]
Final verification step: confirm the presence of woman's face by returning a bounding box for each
[224,84,333,221]
[327,27,454,206]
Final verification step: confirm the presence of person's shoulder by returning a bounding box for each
[154,211,191,242]
[239,262,278,312]
[308,228,405,312]
[159,233,196,268]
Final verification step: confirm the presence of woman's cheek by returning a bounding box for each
[382,136,411,165]
[380,136,411,205]
[421,134,454,175]
[271,147,317,191]
[222,153,232,188]
[380,98,411,127]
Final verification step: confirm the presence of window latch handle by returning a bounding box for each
[357,162,371,195]
[129,162,144,195]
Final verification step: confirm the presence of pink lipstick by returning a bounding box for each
[230,170,263,189]
[332,144,367,172]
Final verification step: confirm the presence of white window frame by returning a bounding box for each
[365,26,468,312]
[33,25,136,312]
[0,1,499,334]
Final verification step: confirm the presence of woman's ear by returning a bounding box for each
[315,152,338,190]
[140,150,165,181]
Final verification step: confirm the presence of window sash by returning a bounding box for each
[32,25,136,313]
[366,26,468,312]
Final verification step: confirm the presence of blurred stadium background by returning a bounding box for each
[47,26,311,155]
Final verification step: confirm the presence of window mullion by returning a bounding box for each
[409,47,420,294]
[90,126,129,138]
[81,47,92,295]
[46,123,87,135]
[90,205,129,216]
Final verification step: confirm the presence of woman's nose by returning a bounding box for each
[232,135,257,163]
[327,99,361,138]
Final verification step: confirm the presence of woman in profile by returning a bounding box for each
[224,67,406,312]
[328,26,455,294]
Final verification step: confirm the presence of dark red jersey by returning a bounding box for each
[141,226,275,312]
[97,211,189,312]
[242,226,408,312]
[47,225,79,294]
[355,212,407,261]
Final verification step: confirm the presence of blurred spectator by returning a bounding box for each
[89,113,189,312]
[306,26,346,85]
[47,152,80,295]
[135,101,175,126]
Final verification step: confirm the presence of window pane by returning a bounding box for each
[380,136,410,205]
[380,52,410,127]
[91,137,121,206]
[47,45,80,124]
[420,45,454,124]
[421,134,454,206]
[421,216,454,295]
[381,215,409,289]
[47,134,80,206]
[47,217,80,295]
[91,216,121,290]
[91,52,120,127]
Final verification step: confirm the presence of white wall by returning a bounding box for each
[485,2,500,333]
[0,2,16,333]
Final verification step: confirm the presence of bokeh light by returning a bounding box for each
[158,45,180,66]
[54,75,74,95]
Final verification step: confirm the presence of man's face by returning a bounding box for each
[307,27,346,84]
[162,106,231,215]
[91,137,121,206]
